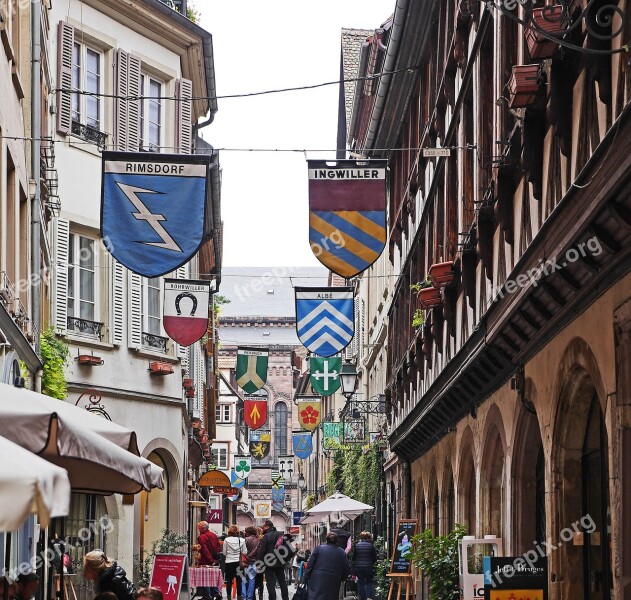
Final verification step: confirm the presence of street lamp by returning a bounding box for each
[340,361,358,399]
[298,473,307,491]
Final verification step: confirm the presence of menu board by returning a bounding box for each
[390,520,417,576]
[150,554,188,600]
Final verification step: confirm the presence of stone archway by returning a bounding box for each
[511,404,545,554]
[480,405,507,539]
[457,427,477,537]
[442,462,455,535]
[551,348,610,600]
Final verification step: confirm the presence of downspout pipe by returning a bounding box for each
[348,40,371,146]
[363,0,410,153]
[31,0,41,358]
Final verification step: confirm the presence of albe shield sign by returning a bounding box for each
[295,287,354,357]
[308,159,387,278]
[101,152,210,277]
[162,279,210,346]
[236,347,269,394]
[309,356,341,396]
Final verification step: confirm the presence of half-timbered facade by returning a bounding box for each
[349,1,631,597]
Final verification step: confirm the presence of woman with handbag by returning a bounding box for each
[241,526,260,600]
[223,525,247,600]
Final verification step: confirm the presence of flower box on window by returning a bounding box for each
[77,353,104,367]
[507,65,540,108]
[417,286,442,310]
[149,361,174,376]
[429,261,456,288]
[526,6,565,60]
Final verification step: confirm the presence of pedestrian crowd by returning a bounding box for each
[1,522,379,600]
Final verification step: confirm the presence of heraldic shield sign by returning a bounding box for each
[292,432,313,459]
[163,279,210,346]
[295,287,354,357]
[249,431,271,461]
[236,347,269,394]
[101,152,210,277]
[308,159,387,278]
[244,397,268,430]
[310,356,342,396]
[297,397,322,431]
[234,455,252,479]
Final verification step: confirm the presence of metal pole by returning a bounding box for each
[31,0,42,356]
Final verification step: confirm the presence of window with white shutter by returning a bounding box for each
[114,49,141,151]
[56,22,74,135]
[195,342,205,414]
[140,74,164,152]
[175,78,192,154]
[111,258,125,345]
[128,272,142,349]
[53,218,70,334]
[67,232,101,338]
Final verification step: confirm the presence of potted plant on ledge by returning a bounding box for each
[412,277,442,310]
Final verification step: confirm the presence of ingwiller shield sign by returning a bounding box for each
[308,159,387,278]
[101,152,210,277]
[163,279,210,346]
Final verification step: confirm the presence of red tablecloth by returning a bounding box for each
[188,567,224,589]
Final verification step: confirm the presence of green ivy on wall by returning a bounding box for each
[327,443,381,504]
[40,328,70,399]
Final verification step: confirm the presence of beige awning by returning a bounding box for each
[0,384,163,494]
[0,434,70,531]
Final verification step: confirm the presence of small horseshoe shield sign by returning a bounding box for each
[163,279,210,346]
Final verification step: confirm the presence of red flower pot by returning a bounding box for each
[149,361,174,376]
[526,6,565,60]
[418,287,442,310]
[185,387,196,398]
[183,377,194,389]
[507,64,540,108]
[77,354,103,366]
[429,261,456,288]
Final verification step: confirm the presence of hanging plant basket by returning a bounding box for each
[507,64,540,108]
[418,286,442,310]
[428,261,456,288]
[77,353,103,366]
[149,361,174,376]
[526,6,565,60]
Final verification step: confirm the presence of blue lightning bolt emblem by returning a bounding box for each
[117,183,183,252]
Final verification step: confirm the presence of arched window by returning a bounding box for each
[274,402,288,458]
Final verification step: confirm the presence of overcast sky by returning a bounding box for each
[198,1,392,267]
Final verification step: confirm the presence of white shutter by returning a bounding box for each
[56,22,74,134]
[175,78,193,154]
[114,49,129,150]
[128,272,142,349]
[111,258,125,345]
[53,218,70,334]
[128,56,141,152]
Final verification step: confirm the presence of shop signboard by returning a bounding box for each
[483,555,548,600]
[390,520,417,575]
[150,554,188,600]
[458,536,503,600]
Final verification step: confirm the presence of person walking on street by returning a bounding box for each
[241,526,260,600]
[303,533,350,600]
[254,527,264,600]
[258,520,290,600]
[351,532,378,600]
[197,521,221,599]
[223,525,247,600]
[83,550,136,600]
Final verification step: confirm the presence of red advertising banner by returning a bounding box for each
[150,554,187,600]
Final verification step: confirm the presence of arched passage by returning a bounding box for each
[458,428,477,536]
[480,406,506,539]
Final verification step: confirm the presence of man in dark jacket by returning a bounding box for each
[330,525,351,554]
[351,532,378,600]
[304,532,350,600]
[258,520,289,600]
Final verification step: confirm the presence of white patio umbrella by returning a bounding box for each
[301,492,373,524]
[0,434,70,530]
[0,384,163,494]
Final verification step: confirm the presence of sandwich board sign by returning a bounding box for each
[150,554,188,600]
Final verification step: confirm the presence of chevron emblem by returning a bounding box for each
[295,287,354,357]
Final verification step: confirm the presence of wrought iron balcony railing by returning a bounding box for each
[67,316,103,338]
[71,121,108,149]
[142,332,169,352]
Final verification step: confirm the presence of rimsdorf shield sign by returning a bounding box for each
[163,279,210,346]
[308,159,387,278]
[101,152,210,277]
[309,356,342,396]
[295,287,354,357]
[236,347,269,394]
[292,432,313,459]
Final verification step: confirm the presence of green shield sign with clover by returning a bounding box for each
[234,455,252,479]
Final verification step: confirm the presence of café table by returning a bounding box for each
[188,566,224,599]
